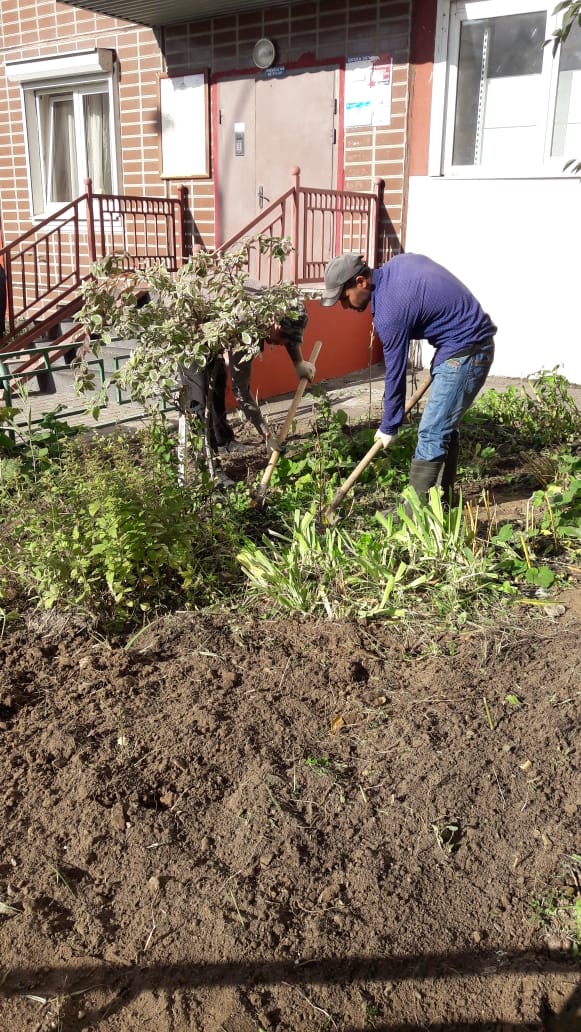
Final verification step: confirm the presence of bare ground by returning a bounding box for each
[1,390,581,1031]
[0,577,580,1031]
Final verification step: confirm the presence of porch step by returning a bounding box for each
[42,337,138,395]
[1,331,138,402]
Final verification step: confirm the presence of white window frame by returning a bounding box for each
[6,50,121,219]
[429,0,575,177]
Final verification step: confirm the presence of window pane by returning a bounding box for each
[49,98,76,203]
[452,12,546,166]
[551,21,581,157]
[83,93,112,194]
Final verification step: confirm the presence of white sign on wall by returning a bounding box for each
[160,73,209,179]
[345,55,392,128]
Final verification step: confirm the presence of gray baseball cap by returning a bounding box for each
[320,253,367,307]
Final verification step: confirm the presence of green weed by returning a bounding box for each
[530,853,581,954]
[431,820,460,854]
[0,423,244,626]
[305,756,331,774]
[467,369,580,450]
[0,371,579,630]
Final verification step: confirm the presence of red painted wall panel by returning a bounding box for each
[226,300,382,408]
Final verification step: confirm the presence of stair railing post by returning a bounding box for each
[177,185,189,263]
[0,359,13,432]
[4,251,14,338]
[85,178,97,264]
[290,166,300,284]
[372,177,385,269]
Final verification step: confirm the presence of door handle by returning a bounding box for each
[258,185,269,209]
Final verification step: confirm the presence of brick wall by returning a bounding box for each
[0,0,411,259]
[164,0,412,256]
[0,0,162,246]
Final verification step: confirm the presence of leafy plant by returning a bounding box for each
[460,442,497,481]
[76,238,307,414]
[0,424,244,625]
[489,468,581,587]
[530,889,581,953]
[467,369,580,450]
[238,508,411,618]
[0,382,81,482]
[305,756,331,774]
[530,853,581,954]
[1,362,579,630]
[237,489,506,622]
[546,1,581,56]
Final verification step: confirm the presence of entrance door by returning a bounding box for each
[216,66,339,244]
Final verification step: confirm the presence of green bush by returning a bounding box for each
[0,425,242,624]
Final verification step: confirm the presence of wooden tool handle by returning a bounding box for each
[254,339,323,505]
[324,374,432,521]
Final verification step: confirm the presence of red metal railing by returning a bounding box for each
[0,179,185,352]
[0,169,384,408]
[91,181,185,271]
[216,167,385,286]
[1,169,382,349]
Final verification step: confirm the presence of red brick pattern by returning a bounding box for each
[0,0,411,259]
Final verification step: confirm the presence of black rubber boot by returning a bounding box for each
[439,432,459,508]
[408,458,444,504]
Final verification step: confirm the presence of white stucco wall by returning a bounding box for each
[404,175,581,384]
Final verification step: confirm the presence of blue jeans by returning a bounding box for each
[415,340,495,462]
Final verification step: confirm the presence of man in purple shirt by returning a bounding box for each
[321,252,496,504]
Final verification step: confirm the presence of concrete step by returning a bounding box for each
[8,336,137,397]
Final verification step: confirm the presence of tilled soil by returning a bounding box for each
[0,596,580,1031]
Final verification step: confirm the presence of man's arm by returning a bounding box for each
[276,306,314,381]
[277,338,314,382]
[378,327,411,434]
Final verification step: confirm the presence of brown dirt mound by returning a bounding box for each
[0,601,580,1031]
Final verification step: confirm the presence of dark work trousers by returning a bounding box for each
[186,356,234,451]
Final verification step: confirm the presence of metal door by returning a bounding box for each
[216,66,339,244]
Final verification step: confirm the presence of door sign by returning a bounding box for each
[344,55,392,128]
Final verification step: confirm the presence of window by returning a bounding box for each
[552,16,581,157]
[7,50,119,216]
[434,1,581,174]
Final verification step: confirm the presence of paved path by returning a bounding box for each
[256,363,581,434]
[16,362,581,437]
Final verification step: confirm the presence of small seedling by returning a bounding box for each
[432,820,460,854]
[43,856,74,894]
[505,692,524,709]
[305,756,330,775]
[365,1001,381,1025]
[228,888,246,927]
[265,784,281,810]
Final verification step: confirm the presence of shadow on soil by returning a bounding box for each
[2,949,579,1029]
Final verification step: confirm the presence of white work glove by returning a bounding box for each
[374,429,396,449]
[294,360,316,382]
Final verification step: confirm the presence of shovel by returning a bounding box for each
[253,339,323,510]
[323,374,432,524]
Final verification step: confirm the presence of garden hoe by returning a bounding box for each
[323,374,432,525]
[253,339,323,510]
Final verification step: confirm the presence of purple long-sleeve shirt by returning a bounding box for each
[371,254,496,434]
